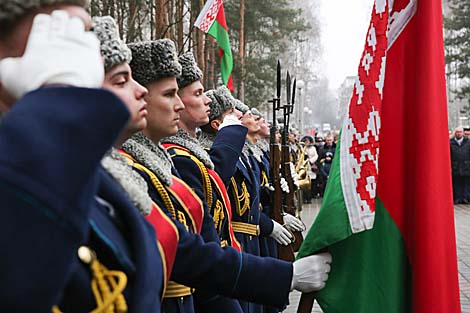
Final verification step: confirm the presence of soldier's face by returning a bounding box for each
[259,118,270,138]
[0,5,92,110]
[102,63,148,137]
[178,80,211,128]
[145,77,184,140]
[241,111,260,135]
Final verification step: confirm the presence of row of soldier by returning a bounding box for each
[0,1,332,313]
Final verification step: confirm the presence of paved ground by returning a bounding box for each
[283,201,470,313]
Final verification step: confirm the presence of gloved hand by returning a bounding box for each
[280,177,290,193]
[290,162,299,188]
[291,252,332,292]
[283,213,305,232]
[0,10,104,100]
[267,183,275,192]
[219,113,243,130]
[269,220,293,246]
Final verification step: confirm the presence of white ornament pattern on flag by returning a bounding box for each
[195,0,223,33]
[340,0,417,234]
[340,1,389,233]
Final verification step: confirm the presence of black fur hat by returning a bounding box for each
[177,52,203,88]
[128,39,182,85]
[92,16,131,72]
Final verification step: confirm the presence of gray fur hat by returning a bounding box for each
[251,108,262,117]
[92,16,131,72]
[128,39,182,85]
[0,0,88,29]
[234,99,250,114]
[177,52,203,89]
[206,85,235,121]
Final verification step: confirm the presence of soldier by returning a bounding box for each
[117,38,333,312]
[250,108,304,260]
[0,4,164,313]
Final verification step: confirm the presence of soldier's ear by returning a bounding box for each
[211,119,221,131]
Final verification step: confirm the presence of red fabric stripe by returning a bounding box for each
[207,169,242,252]
[146,202,179,285]
[167,177,204,234]
[377,0,460,311]
[215,4,228,30]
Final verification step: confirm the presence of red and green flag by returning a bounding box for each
[297,0,461,312]
[194,0,234,92]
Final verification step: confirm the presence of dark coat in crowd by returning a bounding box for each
[450,137,470,176]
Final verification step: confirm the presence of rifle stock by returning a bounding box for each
[296,292,316,313]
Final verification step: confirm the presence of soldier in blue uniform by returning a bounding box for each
[125,39,334,313]
[0,5,164,313]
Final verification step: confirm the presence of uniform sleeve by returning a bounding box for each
[0,87,129,311]
[259,211,274,236]
[170,220,292,309]
[209,125,247,184]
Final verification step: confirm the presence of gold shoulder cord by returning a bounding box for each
[230,177,250,216]
[167,149,213,209]
[261,170,269,187]
[52,246,128,313]
[189,155,213,209]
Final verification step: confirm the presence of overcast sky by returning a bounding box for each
[320,0,375,89]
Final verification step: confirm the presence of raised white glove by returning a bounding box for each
[280,177,290,193]
[283,213,305,232]
[290,162,299,187]
[291,252,332,292]
[0,10,104,100]
[219,113,242,130]
[269,220,293,246]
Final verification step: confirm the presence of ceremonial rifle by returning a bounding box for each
[269,61,295,262]
[281,73,304,252]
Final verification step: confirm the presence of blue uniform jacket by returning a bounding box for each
[166,125,246,252]
[0,88,164,312]
[135,166,293,310]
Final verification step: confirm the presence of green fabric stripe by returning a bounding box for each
[297,134,350,259]
[296,136,411,312]
[208,21,233,85]
[315,199,411,313]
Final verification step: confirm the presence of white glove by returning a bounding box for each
[269,220,293,246]
[291,252,332,292]
[0,10,104,100]
[219,113,242,130]
[283,213,305,232]
[290,162,299,188]
[267,183,275,192]
[280,177,290,193]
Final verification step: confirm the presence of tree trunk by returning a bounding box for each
[196,0,205,74]
[176,0,185,49]
[238,0,245,101]
[155,0,169,38]
[209,37,216,90]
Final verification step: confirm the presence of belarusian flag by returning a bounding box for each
[297,0,461,312]
[194,0,234,91]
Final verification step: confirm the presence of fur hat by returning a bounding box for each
[177,52,203,89]
[128,39,182,85]
[251,108,262,117]
[234,99,249,114]
[92,16,131,72]
[206,85,235,121]
[0,0,88,29]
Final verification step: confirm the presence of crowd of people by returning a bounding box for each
[0,1,332,313]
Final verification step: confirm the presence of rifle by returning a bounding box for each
[269,61,295,262]
[281,73,304,252]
